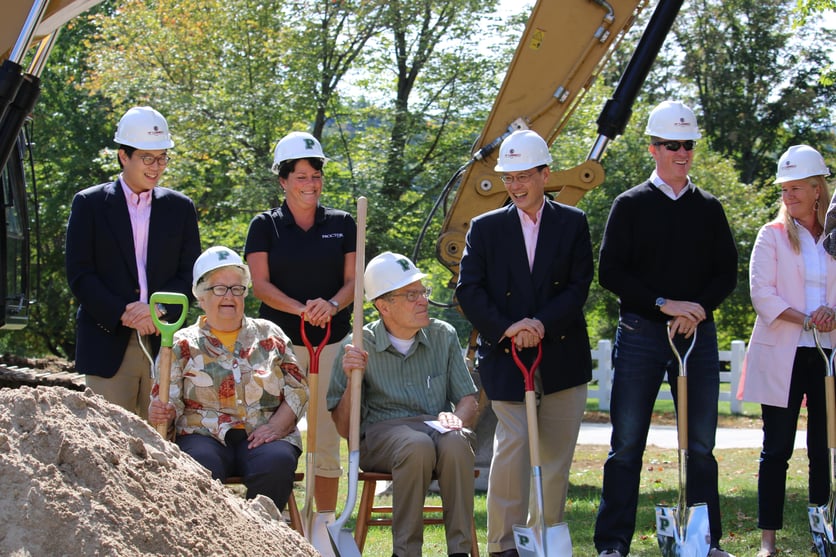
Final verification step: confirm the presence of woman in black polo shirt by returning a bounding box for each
[244,131,356,556]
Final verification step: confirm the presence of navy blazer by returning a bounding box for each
[65,179,201,377]
[456,199,593,402]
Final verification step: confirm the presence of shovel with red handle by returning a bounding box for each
[300,316,331,540]
[511,342,573,557]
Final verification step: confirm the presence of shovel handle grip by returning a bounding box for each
[155,346,173,438]
[150,292,189,347]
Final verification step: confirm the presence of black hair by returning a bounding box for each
[117,144,136,169]
[277,157,325,179]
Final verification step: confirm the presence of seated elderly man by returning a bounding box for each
[149,246,307,512]
[327,252,479,557]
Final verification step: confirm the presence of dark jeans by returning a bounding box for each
[758,347,830,529]
[177,430,301,512]
[594,313,723,554]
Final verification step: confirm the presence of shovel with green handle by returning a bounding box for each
[149,291,189,439]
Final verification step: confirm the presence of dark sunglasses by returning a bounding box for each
[653,140,696,152]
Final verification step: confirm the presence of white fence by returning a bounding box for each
[588,339,747,414]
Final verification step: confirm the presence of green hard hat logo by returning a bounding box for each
[396,258,411,272]
[304,138,316,150]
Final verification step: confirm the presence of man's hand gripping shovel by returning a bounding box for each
[328,196,366,557]
[300,317,331,540]
[655,323,710,557]
[149,292,189,440]
[511,343,573,557]
[810,327,836,557]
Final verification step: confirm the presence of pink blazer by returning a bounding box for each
[738,221,836,407]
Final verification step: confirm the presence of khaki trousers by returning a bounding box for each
[360,415,476,557]
[486,383,587,554]
[85,333,155,420]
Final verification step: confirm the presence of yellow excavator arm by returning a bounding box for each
[1,0,103,63]
[435,0,684,286]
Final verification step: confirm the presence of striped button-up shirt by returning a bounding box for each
[327,318,477,435]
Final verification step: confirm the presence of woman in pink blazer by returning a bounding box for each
[739,145,835,557]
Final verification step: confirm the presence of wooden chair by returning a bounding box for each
[354,470,481,556]
[224,472,304,534]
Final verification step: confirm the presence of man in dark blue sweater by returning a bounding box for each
[594,101,738,557]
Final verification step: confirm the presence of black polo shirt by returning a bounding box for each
[244,201,356,346]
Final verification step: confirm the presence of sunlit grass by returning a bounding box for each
[289,411,816,556]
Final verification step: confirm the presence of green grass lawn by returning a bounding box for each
[289,407,818,556]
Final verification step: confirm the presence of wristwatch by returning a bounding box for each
[328,299,339,309]
[655,297,667,310]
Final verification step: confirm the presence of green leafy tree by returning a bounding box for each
[282,0,386,139]
[674,0,836,186]
[351,0,500,257]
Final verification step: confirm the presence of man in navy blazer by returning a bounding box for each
[65,106,200,419]
[456,130,592,557]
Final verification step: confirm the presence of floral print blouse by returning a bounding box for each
[159,315,308,450]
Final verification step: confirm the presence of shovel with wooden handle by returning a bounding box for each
[328,195,366,557]
[655,323,710,557]
[300,317,331,540]
[149,291,189,439]
[809,327,836,556]
[511,342,573,557]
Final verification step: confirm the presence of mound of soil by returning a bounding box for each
[0,386,317,557]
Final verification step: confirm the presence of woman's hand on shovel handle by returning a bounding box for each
[148,398,175,427]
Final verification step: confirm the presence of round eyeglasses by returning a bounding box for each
[138,154,171,166]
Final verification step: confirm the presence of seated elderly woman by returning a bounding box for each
[149,245,307,512]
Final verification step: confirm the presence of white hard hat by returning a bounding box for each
[192,246,251,296]
[775,144,830,183]
[271,131,327,174]
[645,100,702,140]
[364,252,427,301]
[113,106,174,150]
[494,130,553,172]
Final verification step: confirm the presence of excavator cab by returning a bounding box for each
[0,131,30,329]
[0,0,105,329]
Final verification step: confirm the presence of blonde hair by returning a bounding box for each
[778,175,830,253]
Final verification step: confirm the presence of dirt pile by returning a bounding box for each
[0,386,317,557]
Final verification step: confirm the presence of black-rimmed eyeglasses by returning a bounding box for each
[652,140,696,152]
[205,284,247,297]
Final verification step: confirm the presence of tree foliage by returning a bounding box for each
[674,0,836,186]
[5,0,836,359]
